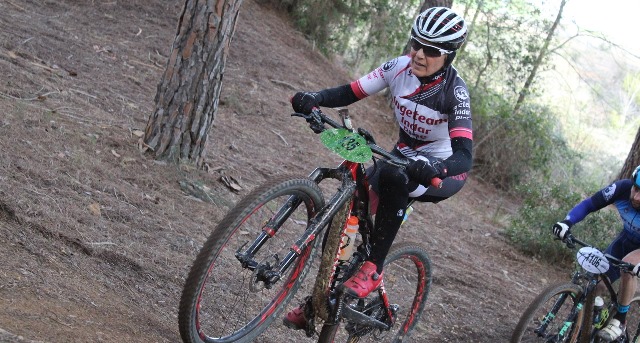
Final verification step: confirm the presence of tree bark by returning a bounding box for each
[618,126,640,179]
[418,0,453,12]
[144,0,243,167]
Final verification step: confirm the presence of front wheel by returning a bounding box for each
[178,175,325,343]
[510,282,584,343]
[621,295,640,343]
[317,242,432,343]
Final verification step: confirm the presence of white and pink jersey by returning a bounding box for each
[351,55,472,160]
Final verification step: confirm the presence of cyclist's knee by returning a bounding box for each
[378,164,407,188]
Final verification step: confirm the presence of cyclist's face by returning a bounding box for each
[409,46,447,77]
[631,185,640,210]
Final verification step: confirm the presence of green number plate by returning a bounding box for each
[320,128,372,163]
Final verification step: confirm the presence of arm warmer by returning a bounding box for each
[565,198,598,226]
[442,137,472,177]
[316,84,360,108]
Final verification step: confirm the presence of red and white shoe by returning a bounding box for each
[282,305,307,330]
[341,261,383,298]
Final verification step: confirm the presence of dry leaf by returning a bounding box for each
[220,175,243,193]
[131,129,144,137]
[88,203,101,216]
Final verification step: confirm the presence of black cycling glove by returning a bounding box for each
[291,92,321,114]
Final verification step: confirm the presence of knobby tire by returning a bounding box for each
[317,242,432,343]
[510,282,583,343]
[178,175,325,343]
[312,202,351,322]
[579,289,595,343]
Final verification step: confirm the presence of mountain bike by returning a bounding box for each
[178,107,439,343]
[510,232,640,343]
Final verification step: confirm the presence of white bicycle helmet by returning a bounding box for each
[411,7,467,50]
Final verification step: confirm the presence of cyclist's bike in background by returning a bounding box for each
[511,232,640,343]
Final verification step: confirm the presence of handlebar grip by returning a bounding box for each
[431,177,443,188]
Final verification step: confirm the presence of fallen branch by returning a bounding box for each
[70,88,97,99]
[271,129,289,146]
[6,0,26,11]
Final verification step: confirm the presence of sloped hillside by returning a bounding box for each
[0,1,566,342]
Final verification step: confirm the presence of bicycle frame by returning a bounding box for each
[231,108,430,340]
[234,155,402,332]
[179,108,436,343]
[545,272,616,341]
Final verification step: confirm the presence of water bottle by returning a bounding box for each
[339,216,359,261]
[401,206,414,225]
[593,296,604,326]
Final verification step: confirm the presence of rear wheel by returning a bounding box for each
[178,176,325,343]
[317,242,432,343]
[510,283,584,343]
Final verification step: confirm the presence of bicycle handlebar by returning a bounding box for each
[562,233,636,273]
[294,108,442,188]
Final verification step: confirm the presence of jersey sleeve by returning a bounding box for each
[350,57,406,100]
[565,180,631,225]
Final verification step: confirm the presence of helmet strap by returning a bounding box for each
[444,51,457,68]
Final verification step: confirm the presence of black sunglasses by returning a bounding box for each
[410,37,452,57]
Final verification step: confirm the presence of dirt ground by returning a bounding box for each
[0,1,569,342]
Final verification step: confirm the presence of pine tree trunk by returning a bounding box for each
[144,0,243,167]
[418,0,453,12]
[619,126,640,179]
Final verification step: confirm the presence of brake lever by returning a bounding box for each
[387,157,443,189]
[561,235,576,249]
[292,110,325,133]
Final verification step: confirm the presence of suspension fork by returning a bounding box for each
[536,276,590,339]
[235,194,305,270]
[535,292,580,336]
[236,167,358,287]
[235,168,334,268]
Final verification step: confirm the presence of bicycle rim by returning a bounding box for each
[510,283,583,343]
[178,176,324,343]
[317,242,432,343]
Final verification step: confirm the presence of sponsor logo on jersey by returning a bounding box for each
[602,183,616,201]
[382,58,398,72]
[454,86,469,102]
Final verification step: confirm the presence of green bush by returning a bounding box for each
[471,91,568,190]
[506,176,620,266]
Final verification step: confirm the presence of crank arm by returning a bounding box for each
[342,305,389,330]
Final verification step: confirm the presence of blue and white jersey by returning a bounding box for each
[566,179,640,241]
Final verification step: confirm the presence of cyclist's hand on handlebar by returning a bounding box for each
[406,157,447,187]
[552,220,572,240]
[291,92,320,115]
[291,109,325,134]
